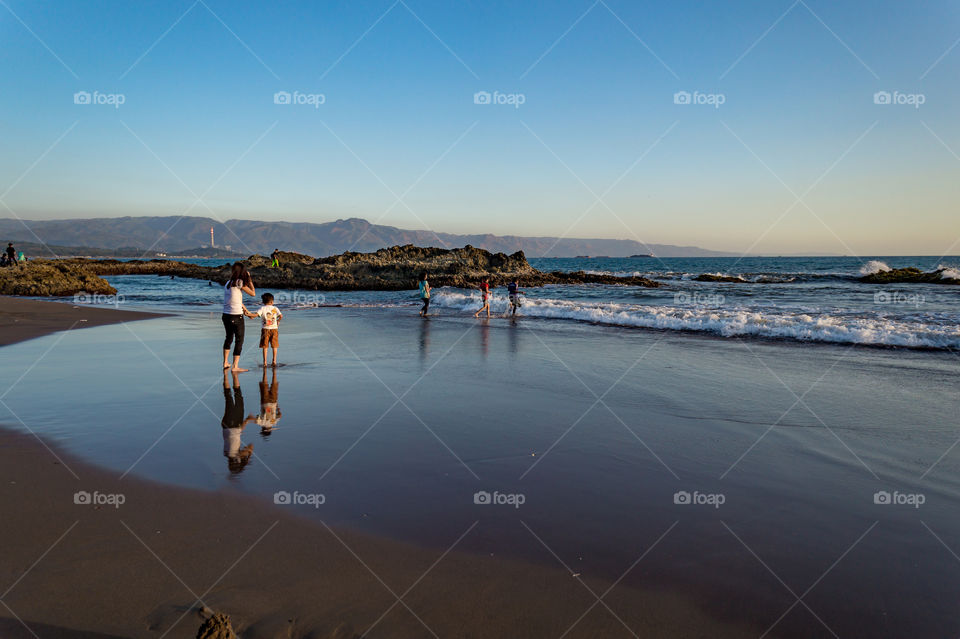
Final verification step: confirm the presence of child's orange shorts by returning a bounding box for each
[259,328,279,348]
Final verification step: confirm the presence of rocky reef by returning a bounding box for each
[693,273,746,283]
[859,267,960,285]
[0,245,660,296]
[0,261,117,296]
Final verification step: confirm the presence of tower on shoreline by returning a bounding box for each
[210,227,215,249]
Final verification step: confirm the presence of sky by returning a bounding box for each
[1,0,958,255]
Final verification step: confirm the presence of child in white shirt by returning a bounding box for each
[244,292,283,367]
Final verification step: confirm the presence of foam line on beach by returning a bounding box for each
[432,292,960,349]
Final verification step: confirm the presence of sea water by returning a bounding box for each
[104,255,960,349]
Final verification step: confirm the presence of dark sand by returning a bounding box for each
[0,297,166,346]
[0,427,757,639]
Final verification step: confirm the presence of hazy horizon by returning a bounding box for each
[2,0,959,257]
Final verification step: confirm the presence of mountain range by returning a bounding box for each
[0,216,737,258]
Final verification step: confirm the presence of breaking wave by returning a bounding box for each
[432,292,960,350]
[860,261,891,276]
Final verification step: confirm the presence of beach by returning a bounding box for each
[0,297,166,346]
[2,292,960,637]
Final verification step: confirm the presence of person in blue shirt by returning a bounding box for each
[507,280,524,316]
[418,274,431,317]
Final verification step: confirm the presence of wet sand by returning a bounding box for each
[0,427,756,639]
[0,297,166,346]
[3,301,959,637]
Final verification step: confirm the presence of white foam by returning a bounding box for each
[583,269,645,278]
[860,260,891,276]
[936,264,960,280]
[432,291,960,349]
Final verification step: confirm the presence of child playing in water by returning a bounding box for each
[244,293,283,367]
[506,280,524,316]
[474,279,491,318]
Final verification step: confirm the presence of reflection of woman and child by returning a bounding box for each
[221,367,282,474]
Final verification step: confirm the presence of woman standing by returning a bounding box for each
[222,262,255,372]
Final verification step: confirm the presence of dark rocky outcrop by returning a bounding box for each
[0,245,660,296]
[860,267,960,285]
[693,273,746,283]
[0,261,117,296]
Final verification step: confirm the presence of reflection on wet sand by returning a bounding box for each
[257,367,281,438]
[479,319,489,358]
[221,369,255,474]
[419,317,430,366]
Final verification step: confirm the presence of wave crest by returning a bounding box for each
[860,260,891,276]
[432,292,960,349]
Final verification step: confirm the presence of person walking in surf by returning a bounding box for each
[474,279,491,318]
[418,274,431,317]
[506,279,524,316]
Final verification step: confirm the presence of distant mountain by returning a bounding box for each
[3,240,244,259]
[0,216,737,258]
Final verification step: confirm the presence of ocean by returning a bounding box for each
[103,255,960,349]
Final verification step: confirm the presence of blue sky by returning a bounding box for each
[1,0,958,254]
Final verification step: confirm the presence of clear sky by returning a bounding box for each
[1,0,958,255]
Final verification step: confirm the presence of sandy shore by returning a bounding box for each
[0,299,755,638]
[0,297,167,346]
[0,427,756,639]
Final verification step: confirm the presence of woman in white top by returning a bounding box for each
[222,262,256,372]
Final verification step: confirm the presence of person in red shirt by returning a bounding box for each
[474,279,491,318]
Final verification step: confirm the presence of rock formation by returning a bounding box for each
[0,245,661,296]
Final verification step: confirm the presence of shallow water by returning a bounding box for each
[101,254,960,349]
[3,306,960,637]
